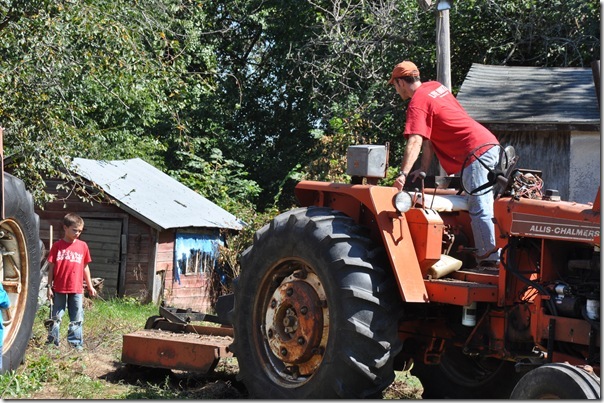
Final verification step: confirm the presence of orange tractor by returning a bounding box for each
[228,144,600,398]
[123,143,600,399]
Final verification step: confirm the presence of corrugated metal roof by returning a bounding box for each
[457,63,600,125]
[71,158,245,231]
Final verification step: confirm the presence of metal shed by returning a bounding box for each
[36,158,244,312]
[456,63,600,203]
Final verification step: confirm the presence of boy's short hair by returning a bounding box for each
[63,213,84,228]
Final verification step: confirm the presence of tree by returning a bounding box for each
[0,0,598,213]
[0,0,259,211]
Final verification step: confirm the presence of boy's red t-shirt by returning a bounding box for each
[404,81,498,175]
[47,238,92,294]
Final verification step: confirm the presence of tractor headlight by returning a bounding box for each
[394,191,413,213]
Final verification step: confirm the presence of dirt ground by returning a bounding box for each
[25,334,421,399]
[26,345,246,399]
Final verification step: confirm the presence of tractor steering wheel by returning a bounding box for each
[460,144,517,197]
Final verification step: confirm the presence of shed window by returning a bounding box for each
[174,231,223,276]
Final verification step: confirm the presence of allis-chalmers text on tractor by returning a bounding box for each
[122,143,600,399]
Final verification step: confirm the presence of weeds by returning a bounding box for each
[0,369,42,398]
[0,298,160,398]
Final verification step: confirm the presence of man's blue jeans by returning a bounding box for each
[461,145,500,261]
[47,292,84,348]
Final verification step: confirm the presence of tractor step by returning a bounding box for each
[424,271,499,305]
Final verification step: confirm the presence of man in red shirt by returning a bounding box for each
[46,213,97,351]
[389,60,500,267]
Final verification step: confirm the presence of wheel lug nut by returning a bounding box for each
[300,306,308,315]
[271,299,276,308]
[281,348,288,356]
[286,288,293,296]
[297,337,305,345]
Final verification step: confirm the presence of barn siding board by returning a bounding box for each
[127,253,152,263]
[121,219,154,301]
[492,130,570,200]
[126,241,149,254]
[569,132,601,203]
[164,273,212,313]
[81,217,123,297]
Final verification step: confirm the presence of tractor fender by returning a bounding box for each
[295,181,432,302]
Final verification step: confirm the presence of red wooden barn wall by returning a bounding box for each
[160,230,213,313]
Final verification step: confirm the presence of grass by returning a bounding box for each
[0,298,423,399]
[0,297,160,399]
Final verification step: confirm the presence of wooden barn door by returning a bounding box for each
[80,218,124,298]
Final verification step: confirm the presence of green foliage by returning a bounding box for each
[57,374,106,399]
[451,0,600,85]
[0,1,216,204]
[382,369,424,399]
[119,377,180,399]
[219,205,281,291]
[167,142,262,212]
[0,367,46,398]
[0,0,598,215]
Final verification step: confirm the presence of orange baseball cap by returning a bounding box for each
[388,60,420,84]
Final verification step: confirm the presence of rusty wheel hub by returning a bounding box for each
[264,270,328,377]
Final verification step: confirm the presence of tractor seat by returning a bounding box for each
[409,192,469,212]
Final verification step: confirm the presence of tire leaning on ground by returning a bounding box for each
[1,173,42,373]
[232,207,402,398]
[509,363,601,399]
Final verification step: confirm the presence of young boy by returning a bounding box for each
[0,282,9,370]
[46,213,97,351]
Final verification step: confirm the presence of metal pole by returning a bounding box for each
[436,0,451,176]
[436,0,451,91]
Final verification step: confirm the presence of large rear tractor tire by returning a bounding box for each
[510,363,601,399]
[231,207,402,398]
[1,173,42,373]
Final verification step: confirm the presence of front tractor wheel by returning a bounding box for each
[510,363,601,399]
[232,207,402,398]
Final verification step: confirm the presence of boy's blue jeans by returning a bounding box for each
[47,292,84,348]
[461,145,500,261]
